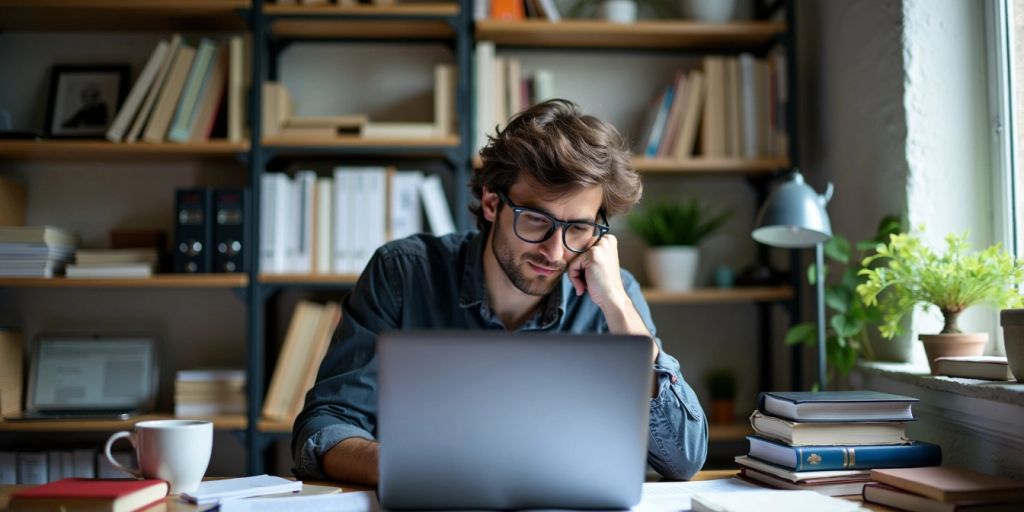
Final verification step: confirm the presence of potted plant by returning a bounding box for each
[627,200,730,291]
[705,368,736,424]
[784,216,903,385]
[857,231,1024,374]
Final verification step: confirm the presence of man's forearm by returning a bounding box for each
[322,437,379,485]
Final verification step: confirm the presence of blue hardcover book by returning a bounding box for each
[757,390,918,422]
[747,435,941,471]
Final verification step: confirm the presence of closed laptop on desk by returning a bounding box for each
[377,331,653,510]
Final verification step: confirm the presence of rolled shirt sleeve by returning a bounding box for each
[291,246,400,480]
[620,271,709,480]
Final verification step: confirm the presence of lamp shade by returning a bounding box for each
[752,171,834,248]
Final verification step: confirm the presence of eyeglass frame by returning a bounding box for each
[496,190,611,254]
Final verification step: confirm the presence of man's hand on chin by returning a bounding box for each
[567,234,658,363]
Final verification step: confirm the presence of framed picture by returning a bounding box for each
[45,64,130,138]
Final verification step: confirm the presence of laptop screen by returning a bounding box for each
[30,337,156,411]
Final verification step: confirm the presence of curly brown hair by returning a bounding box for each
[470,99,642,230]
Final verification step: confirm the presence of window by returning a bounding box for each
[990,1,1023,259]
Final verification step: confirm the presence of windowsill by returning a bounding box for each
[855,361,1024,408]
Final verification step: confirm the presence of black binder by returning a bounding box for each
[213,188,248,273]
[174,188,213,273]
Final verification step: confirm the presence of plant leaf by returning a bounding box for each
[785,322,817,346]
[825,236,851,264]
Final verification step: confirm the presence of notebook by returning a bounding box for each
[934,356,1015,381]
[4,335,157,420]
[377,331,653,510]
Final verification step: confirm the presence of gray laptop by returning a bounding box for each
[377,331,653,510]
[4,335,157,420]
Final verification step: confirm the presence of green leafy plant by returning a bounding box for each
[857,230,1024,338]
[705,368,737,401]
[784,215,903,380]
[627,200,730,247]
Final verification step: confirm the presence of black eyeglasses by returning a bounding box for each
[497,191,610,254]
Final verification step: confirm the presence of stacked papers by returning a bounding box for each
[182,475,302,505]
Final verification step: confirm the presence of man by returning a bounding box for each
[293,99,708,484]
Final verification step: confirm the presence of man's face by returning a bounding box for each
[484,179,604,297]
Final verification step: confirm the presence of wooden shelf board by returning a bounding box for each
[272,19,454,39]
[263,135,459,148]
[265,3,459,17]
[0,140,248,160]
[0,414,247,432]
[0,0,249,31]
[475,19,786,49]
[0,274,248,289]
[632,157,790,174]
[643,286,793,304]
[259,273,360,285]
[708,421,753,442]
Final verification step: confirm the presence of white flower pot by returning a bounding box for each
[680,0,736,22]
[602,0,637,23]
[645,246,699,291]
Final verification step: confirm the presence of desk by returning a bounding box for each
[0,471,890,511]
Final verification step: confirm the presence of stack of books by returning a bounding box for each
[864,466,1024,511]
[0,226,76,278]
[737,390,942,496]
[65,248,159,279]
[174,369,246,417]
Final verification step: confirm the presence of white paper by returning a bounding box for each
[632,479,764,512]
[690,490,867,512]
[218,490,380,512]
[183,474,302,504]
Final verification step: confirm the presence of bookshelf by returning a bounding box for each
[0,0,249,32]
[0,414,248,432]
[0,275,248,289]
[0,0,801,477]
[0,140,248,161]
[474,19,785,49]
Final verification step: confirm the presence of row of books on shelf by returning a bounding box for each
[637,52,788,161]
[741,390,1024,510]
[260,168,454,275]
[106,33,248,145]
[272,0,397,6]
[0,450,133,485]
[262,63,456,142]
[473,44,554,154]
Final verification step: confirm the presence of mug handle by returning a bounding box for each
[104,430,143,478]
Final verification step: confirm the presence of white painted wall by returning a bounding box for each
[902,0,997,341]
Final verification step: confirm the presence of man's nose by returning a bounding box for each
[538,227,564,262]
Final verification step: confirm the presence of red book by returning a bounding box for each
[8,478,169,512]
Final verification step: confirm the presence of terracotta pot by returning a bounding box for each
[709,399,735,424]
[920,333,988,375]
[1000,308,1024,382]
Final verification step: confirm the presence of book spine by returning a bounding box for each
[792,443,942,471]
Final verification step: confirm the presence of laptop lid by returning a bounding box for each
[24,335,158,416]
[378,331,652,510]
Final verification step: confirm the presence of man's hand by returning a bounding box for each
[567,235,658,363]
[322,437,379,485]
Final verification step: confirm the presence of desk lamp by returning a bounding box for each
[752,170,834,389]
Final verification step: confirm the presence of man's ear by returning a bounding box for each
[481,187,500,222]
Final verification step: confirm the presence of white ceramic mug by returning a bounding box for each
[104,419,212,494]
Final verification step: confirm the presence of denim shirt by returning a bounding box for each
[292,230,708,481]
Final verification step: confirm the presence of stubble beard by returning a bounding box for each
[492,227,566,297]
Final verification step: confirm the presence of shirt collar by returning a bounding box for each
[458,226,568,329]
